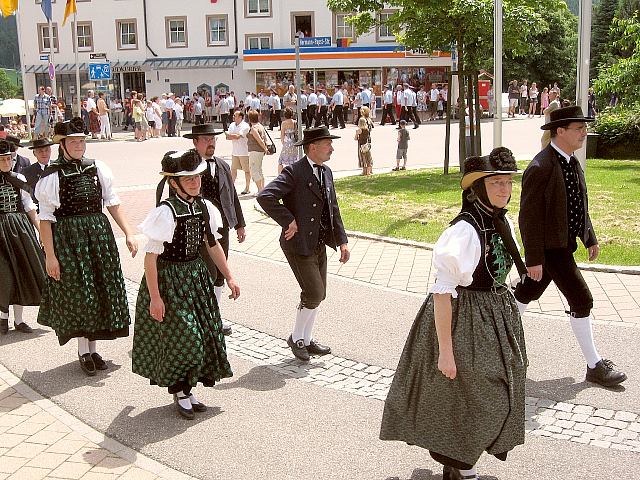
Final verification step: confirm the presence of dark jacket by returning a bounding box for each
[519,144,597,266]
[22,162,47,203]
[257,156,348,256]
[202,156,246,230]
[12,154,31,174]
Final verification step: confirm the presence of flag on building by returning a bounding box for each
[336,38,352,48]
[62,0,76,26]
[0,0,18,17]
[41,0,52,21]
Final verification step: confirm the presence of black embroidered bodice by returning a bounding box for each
[159,196,206,262]
[0,173,23,214]
[452,204,514,290]
[47,159,102,218]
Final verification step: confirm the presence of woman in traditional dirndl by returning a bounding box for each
[0,140,46,335]
[380,148,528,480]
[132,150,240,419]
[35,118,138,376]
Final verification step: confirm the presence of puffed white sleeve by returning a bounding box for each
[138,204,176,254]
[34,171,60,222]
[430,221,481,298]
[204,199,223,241]
[17,174,37,213]
[95,160,121,207]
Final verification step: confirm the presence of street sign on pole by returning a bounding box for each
[39,54,50,61]
[299,36,331,48]
[89,63,111,81]
[90,53,107,60]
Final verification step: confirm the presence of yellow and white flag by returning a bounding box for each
[0,0,18,17]
[62,0,77,26]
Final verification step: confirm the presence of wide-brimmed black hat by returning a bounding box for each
[183,123,224,139]
[294,127,340,147]
[159,150,207,177]
[53,117,89,144]
[5,135,21,148]
[541,106,594,130]
[28,138,55,150]
[0,139,12,156]
[460,147,518,189]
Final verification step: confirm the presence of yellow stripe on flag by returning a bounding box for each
[62,0,76,26]
[0,0,19,17]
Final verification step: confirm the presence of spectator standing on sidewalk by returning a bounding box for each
[97,92,112,141]
[519,80,529,115]
[381,148,527,480]
[110,98,123,128]
[528,83,539,118]
[540,89,560,149]
[269,90,282,130]
[279,108,298,174]
[86,91,100,140]
[514,106,627,389]
[356,117,372,176]
[247,110,269,191]
[226,110,252,195]
[392,120,410,171]
[33,86,51,139]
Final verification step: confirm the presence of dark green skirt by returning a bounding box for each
[37,213,130,345]
[132,257,232,389]
[380,288,527,467]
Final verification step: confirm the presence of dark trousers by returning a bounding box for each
[411,106,420,125]
[315,106,329,127]
[212,226,230,287]
[195,114,203,125]
[301,109,308,129]
[269,110,282,129]
[167,115,176,137]
[221,113,230,131]
[306,105,316,129]
[380,104,396,125]
[513,247,593,317]
[284,244,327,310]
[343,106,349,124]
[331,105,345,128]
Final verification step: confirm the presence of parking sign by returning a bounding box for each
[89,63,111,81]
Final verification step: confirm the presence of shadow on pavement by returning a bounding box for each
[0,328,48,346]
[104,404,223,448]
[20,361,123,397]
[526,376,625,403]
[214,365,287,392]
[385,467,499,479]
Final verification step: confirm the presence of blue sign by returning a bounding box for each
[89,62,111,81]
[299,36,331,48]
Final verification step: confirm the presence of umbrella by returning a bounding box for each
[0,99,34,117]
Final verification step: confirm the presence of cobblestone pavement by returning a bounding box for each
[126,279,640,455]
[0,364,196,480]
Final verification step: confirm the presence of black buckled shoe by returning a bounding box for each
[287,335,310,362]
[173,394,195,419]
[14,322,33,333]
[189,394,207,413]
[78,353,97,376]
[91,353,108,370]
[222,324,233,336]
[586,359,627,387]
[0,318,8,335]
[306,339,331,356]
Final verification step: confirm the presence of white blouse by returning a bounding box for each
[34,160,120,222]
[139,198,223,255]
[14,173,37,214]
[430,217,518,298]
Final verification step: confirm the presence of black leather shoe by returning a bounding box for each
[174,394,195,419]
[189,394,207,412]
[14,322,33,333]
[78,353,97,376]
[91,353,108,370]
[306,340,331,356]
[0,318,8,335]
[287,335,310,362]
[586,359,627,387]
[222,325,233,336]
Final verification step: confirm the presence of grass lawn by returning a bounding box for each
[334,160,640,266]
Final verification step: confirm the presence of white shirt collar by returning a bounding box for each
[550,141,572,163]
[307,157,323,181]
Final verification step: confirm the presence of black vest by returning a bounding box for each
[200,161,227,227]
[43,159,102,218]
[315,166,332,246]
[556,153,585,241]
[158,196,206,262]
[0,173,25,214]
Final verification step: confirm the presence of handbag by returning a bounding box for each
[264,128,277,155]
[359,142,371,154]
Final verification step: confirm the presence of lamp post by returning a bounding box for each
[493,0,503,148]
[575,0,592,169]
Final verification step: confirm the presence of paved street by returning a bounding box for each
[1,118,638,479]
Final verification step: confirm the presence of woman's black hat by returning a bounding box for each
[460,147,518,189]
[53,117,89,144]
[294,126,340,147]
[541,106,594,130]
[183,123,224,139]
[0,139,12,156]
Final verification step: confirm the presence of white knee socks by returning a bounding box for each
[77,337,90,356]
[515,299,528,316]
[570,315,601,369]
[303,309,319,345]
[88,340,97,354]
[292,307,316,343]
[13,306,24,324]
[459,466,478,479]
[0,311,8,320]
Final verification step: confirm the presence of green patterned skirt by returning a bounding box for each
[37,213,130,345]
[132,257,232,389]
[380,288,527,467]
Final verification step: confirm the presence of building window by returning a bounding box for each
[334,13,356,43]
[166,17,188,48]
[291,12,314,44]
[377,11,395,42]
[246,0,271,17]
[38,23,59,53]
[74,21,93,52]
[206,15,228,46]
[246,34,272,50]
[117,19,138,50]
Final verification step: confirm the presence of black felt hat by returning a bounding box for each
[5,135,21,148]
[53,117,89,144]
[183,123,224,139]
[160,150,207,177]
[541,106,594,130]
[28,138,55,150]
[294,127,340,147]
[0,139,12,156]
[460,147,518,189]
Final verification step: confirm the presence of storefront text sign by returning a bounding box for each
[299,37,331,48]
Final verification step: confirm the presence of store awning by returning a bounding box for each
[143,56,238,70]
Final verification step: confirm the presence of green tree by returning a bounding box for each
[0,69,17,98]
[616,0,640,19]
[591,0,618,79]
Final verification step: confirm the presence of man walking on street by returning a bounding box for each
[257,127,350,362]
[33,86,51,139]
[514,106,627,388]
[315,89,329,128]
[307,88,318,130]
[380,84,396,126]
[330,85,346,129]
[185,123,247,336]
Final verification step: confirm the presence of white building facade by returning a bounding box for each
[18,0,451,112]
